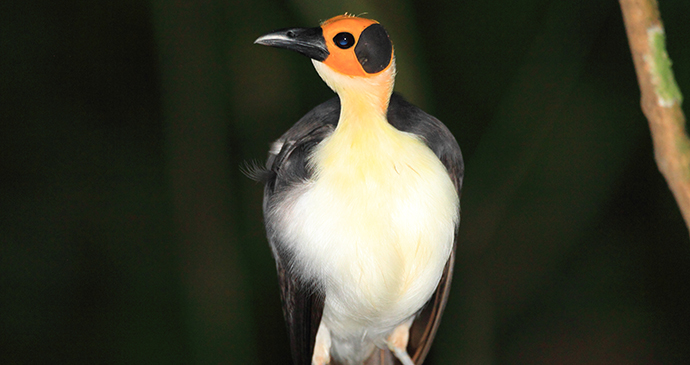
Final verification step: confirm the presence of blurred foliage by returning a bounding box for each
[1,0,690,364]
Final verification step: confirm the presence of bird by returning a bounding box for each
[251,14,463,365]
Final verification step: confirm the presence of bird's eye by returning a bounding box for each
[333,32,355,49]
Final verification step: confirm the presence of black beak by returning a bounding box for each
[254,27,329,62]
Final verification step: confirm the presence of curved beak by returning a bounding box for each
[254,27,329,62]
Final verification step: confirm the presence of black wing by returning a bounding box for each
[255,93,463,365]
[255,97,339,365]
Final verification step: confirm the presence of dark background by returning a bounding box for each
[2,0,690,364]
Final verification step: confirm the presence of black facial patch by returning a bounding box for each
[354,24,392,74]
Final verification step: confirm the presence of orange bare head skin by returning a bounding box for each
[320,15,393,77]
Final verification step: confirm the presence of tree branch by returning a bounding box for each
[619,0,690,233]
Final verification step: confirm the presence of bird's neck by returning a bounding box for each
[337,85,391,128]
[312,59,396,129]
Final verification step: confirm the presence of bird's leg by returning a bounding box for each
[312,322,332,365]
[386,317,415,365]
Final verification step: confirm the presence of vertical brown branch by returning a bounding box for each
[619,0,690,233]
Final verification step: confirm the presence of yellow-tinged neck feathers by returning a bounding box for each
[312,57,396,123]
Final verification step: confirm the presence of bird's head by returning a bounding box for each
[255,15,396,113]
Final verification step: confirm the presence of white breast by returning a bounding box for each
[274,115,458,357]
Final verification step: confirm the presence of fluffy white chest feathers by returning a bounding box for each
[275,109,459,345]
